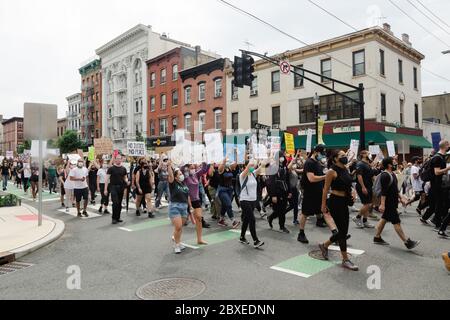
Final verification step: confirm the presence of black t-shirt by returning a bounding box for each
[1,164,9,175]
[208,168,220,189]
[88,167,98,182]
[431,153,446,189]
[219,169,234,188]
[380,171,399,209]
[107,165,127,186]
[169,181,189,203]
[356,161,376,189]
[303,158,324,193]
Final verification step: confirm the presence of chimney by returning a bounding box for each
[383,23,393,35]
[402,33,412,46]
[195,45,201,65]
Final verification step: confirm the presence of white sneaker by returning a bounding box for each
[172,236,186,251]
[174,245,181,254]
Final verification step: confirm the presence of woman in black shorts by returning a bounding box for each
[135,159,155,218]
[30,163,39,201]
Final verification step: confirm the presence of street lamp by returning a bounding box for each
[313,93,320,145]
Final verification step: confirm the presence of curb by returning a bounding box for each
[10,203,65,259]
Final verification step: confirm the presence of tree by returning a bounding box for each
[135,130,144,142]
[17,140,31,154]
[57,130,84,154]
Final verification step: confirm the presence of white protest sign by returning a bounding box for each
[306,129,313,153]
[369,145,381,156]
[205,132,224,164]
[6,151,13,159]
[252,143,269,160]
[193,144,206,164]
[386,141,396,157]
[348,140,359,161]
[127,141,146,157]
[68,154,81,163]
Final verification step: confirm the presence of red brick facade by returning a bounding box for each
[2,117,23,153]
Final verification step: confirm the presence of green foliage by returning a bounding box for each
[17,140,31,154]
[0,194,20,207]
[57,130,85,154]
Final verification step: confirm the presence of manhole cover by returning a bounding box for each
[309,250,352,261]
[136,278,206,300]
[0,262,33,276]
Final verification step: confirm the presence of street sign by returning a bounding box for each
[254,123,271,130]
[280,60,291,75]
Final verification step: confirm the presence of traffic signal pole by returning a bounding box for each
[236,50,366,151]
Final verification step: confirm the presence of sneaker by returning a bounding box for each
[353,217,364,229]
[254,240,265,248]
[232,220,241,229]
[268,215,273,229]
[420,218,430,225]
[373,237,389,245]
[77,212,82,218]
[416,208,422,216]
[82,211,89,218]
[438,231,449,239]
[136,210,141,217]
[98,207,103,214]
[112,220,118,225]
[280,227,290,234]
[319,243,329,260]
[297,232,309,244]
[103,209,110,215]
[171,237,186,250]
[148,212,155,219]
[240,237,250,245]
[433,227,440,233]
[116,219,124,223]
[260,212,267,219]
[405,239,420,250]
[342,260,359,271]
[293,220,299,225]
[61,203,66,209]
[218,219,228,227]
[363,221,375,229]
[201,218,211,229]
[174,245,181,254]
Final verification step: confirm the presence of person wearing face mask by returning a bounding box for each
[88,160,99,205]
[135,159,155,219]
[373,157,420,249]
[266,151,291,234]
[318,150,358,271]
[105,155,130,224]
[184,162,210,245]
[285,151,302,225]
[155,157,170,209]
[167,160,192,254]
[354,150,378,229]
[297,145,328,244]
[69,159,90,218]
[97,160,110,215]
[217,158,240,229]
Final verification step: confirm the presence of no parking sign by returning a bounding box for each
[280,60,291,75]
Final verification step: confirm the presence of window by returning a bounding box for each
[400,99,405,125]
[135,100,140,113]
[398,59,403,84]
[271,71,280,92]
[199,83,206,101]
[272,106,280,126]
[413,67,418,90]
[381,93,387,119]
[150,120,155,136]
[172,64,178,81]
[250,77,258,96]
[159,118,168,136]
[198,113,206,132]
[414,104,419,126]
[150,73,156,87]
[172,90,178,106]
[380,49,385,76]
[108,108,112,118]
[160,69,166,84]
[214,110,222,130]
[215,79,222,97]
[321,59,332,82]
[294,65,304,88]
[184,114,192,133]
[251,110,258,128]
[161,94,166,110]
[150,96,155,112]
[231,83,238,100]
[96,111,99,122]
[184,86,192,105]
[136,125,139,136]
[353,50,365,76]
[232,113,239,131]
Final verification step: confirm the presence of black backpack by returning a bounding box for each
[420,154,440,182]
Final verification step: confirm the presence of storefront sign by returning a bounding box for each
[385,127,397,133]
[333,126,360,134]
[147,136,176,148]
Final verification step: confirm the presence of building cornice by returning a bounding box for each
[96,24,150,57]
[79,59,102,76]
[66,93,82,101]
[180,58,226,81]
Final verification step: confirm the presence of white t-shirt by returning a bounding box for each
[97,168,108,184]
[23,164,31,178]
[239,172,258,202]
[69,167,89,190]
[410,165,423,192]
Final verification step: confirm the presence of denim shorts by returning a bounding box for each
[168,202,189,219]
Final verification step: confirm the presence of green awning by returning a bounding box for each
[294,131,432,149]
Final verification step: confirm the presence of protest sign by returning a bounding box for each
[284,133,295,156]
[88,147,95,161]
[6,151,13,159]
[127,142,146,157]
[386,141,396,157]
[205,132,224,164]
[306,129,313,153]
[94,138,113,156]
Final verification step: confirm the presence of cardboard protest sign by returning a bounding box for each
[94,138,113,156]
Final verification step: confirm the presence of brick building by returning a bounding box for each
[57,118,67,138]
[146,46,218,145]
[79,59,102,145]
[2,117,24,153]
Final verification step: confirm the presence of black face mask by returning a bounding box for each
[339,157,349,165]
[392,165,398,171]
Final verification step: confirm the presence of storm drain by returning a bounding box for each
[136,278,206,300]
[0,262,33,276]
[309,250,351,261]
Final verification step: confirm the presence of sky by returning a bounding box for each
[0,0,449,119]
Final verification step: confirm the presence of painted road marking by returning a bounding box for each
[184,230,244,249]
[328,245,365,256]
[270,266,311,279]
[57,207,102,219]
[271,254,335,278]
[6,186,60,202]
[118,217,171,232]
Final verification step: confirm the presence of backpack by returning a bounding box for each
[373,171,394,198]
[419,157,435,182]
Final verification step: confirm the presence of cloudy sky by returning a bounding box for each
[0,0,449,119]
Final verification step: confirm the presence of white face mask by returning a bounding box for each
[77,163,83,168]
[178,174,185,182]
[102,164,108,169]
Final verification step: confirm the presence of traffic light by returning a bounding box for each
[242,53,255,87]
[232,56,244,88]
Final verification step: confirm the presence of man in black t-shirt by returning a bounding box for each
[374,157,420,250]
[1,160,11,191]
[207,164,221,219]
[105,155,130,224]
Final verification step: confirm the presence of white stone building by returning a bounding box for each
[96,24,193,150]
[226,24,431,154]
[66,93,82,140]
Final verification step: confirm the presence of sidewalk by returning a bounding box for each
[0,203,65,259]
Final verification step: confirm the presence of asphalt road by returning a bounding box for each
[0,193,449,300]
